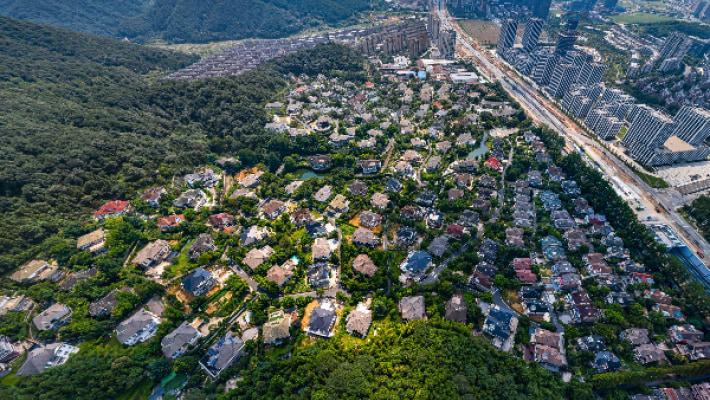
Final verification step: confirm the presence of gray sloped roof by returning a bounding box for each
[89,287,131,317]
[116,309,157,344]
[308,306,336,336]
[32,303,71,331]
[162,321,201,358]
[200,331,245,377]
[16,344,57,376]
[400,296,425,321]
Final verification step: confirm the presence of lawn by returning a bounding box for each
[636,170,669,189]
[610,12,677,24]
[340,223,356,240]
[459,20,526,46]
[0,371,21,387]
[458,20,501,46]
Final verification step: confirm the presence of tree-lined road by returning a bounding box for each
[441,7,710,264]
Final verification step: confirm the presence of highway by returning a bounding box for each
[439,7,710,264]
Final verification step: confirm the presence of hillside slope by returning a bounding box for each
[0,0,375,43]
[0,16,366,274]
[0,0,152,37]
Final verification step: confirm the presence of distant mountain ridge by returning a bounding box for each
[0,0,375,44]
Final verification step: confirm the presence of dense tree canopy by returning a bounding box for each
[0,16,366,275]
[228,321,572,400]
[0,0,378,44]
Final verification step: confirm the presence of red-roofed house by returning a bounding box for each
[446,224,465,239]
[209,213,235,231]
[513,258,532,271]
[486,157,502,171]
[157,214,185,231]
[628,272,654,285]
[516,270,537,284]
[141,187,164,207]
[94,200,131,220]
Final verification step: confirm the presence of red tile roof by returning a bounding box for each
[446,224,464,238]
[157,214,185,229]
[486,157,502,170]
[94,200,130,218]
[513,258,532,270]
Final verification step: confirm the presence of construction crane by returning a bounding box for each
[565,10,590,35]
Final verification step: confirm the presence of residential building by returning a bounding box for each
[307,263,330,288]
[157,214,186,231]
[306,300,337,337]
[352,254,378,277]
[593,351,621,372]
[634,343,667,364]
[371,192,390,210]
[89,287,132,317]
[348,180,368,196]
[263,311,291,344]
[116,309,161,346]
[314,185,333,202]
[33,303,72,331]
[240,225,271,247]
[184,169,219,188]
[658,32,692,63]
[141,187,164,207]
[535,344,566,372]
[346,304,372,337]
[173,189,206,209]
[555,31,578,56]
[534,51,559,85]
[549,63,580,98]
[671,106,710,147]
[445,295,467,323]
[199,331,245,378]
[308,155,331,170]
[162,321,202,359]
[94,200,131,220]
[577,62,607,86]
[522,18,544,52]
[16,343,79,377]
[326,194,350,216]
[265,259,297,287]
[243,246,275,270]
[188,233,216,259]
[497,19,518,56]
[399,296,426,322]
[358,159,382,174]
[352,227,378,247]
[0,336,18,363]
[76,229,107,255]
[10,259,57,283]
[669,324,704,343]
[483,304,518,351]
[262,200,286,220]
[621,105,675,160]
[133,240,171,268]
[181,267,217,297]
[428,236,449,258]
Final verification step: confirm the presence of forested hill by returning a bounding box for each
[0,0,376,44]
[0,0,152,37]
[0,16,198,81]
[0,16,367,275]
[226,321,580,399]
